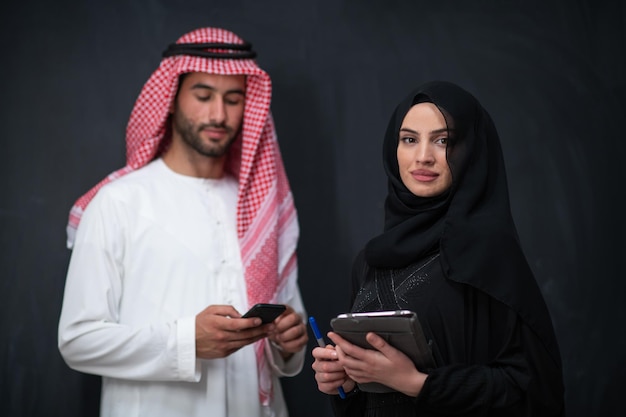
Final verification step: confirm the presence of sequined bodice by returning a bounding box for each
[352,253,440,313]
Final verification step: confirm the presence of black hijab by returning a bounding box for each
[365,81,562,366]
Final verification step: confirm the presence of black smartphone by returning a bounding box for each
[242,303,286,324]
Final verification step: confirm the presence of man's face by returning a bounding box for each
[171,72,246,158]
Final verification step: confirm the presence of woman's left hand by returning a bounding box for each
[328,331,427,397]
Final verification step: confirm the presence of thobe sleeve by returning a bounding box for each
[57,190,200,382]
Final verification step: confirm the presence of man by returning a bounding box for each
[58,27,308,417]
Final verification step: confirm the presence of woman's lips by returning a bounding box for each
[411,169,438,182]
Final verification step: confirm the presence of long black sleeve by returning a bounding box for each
[336,252,564,416]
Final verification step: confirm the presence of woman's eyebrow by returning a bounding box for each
[399,127,450,135]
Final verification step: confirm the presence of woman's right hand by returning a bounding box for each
[311,345,356,395]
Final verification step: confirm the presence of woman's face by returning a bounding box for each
[396,102,452,197]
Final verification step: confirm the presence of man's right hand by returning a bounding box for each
[195,305,274,359]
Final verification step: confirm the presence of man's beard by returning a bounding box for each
[173,112,239,158]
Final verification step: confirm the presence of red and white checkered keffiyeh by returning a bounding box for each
[65,27,299,406]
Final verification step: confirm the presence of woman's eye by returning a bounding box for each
[436,137,448,145]
[400,137,415,144]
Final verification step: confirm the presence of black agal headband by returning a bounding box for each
[162,42,257,59]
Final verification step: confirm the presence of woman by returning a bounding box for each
[312,81,565,416]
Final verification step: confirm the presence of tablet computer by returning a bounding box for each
[330,310,435,393]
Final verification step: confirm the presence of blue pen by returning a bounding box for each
[308,316,347,399]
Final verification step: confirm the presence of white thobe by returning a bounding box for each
[58,159,305,417]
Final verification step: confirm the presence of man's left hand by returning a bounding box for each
[268,305,308,359]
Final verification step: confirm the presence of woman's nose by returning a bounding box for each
[415,143,434,163]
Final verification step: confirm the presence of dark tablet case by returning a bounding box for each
[330,311,435,393]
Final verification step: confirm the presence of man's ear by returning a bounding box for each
[169,96,178,115]
[170,74,186,114]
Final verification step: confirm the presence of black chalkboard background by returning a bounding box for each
[1,1,624,416]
